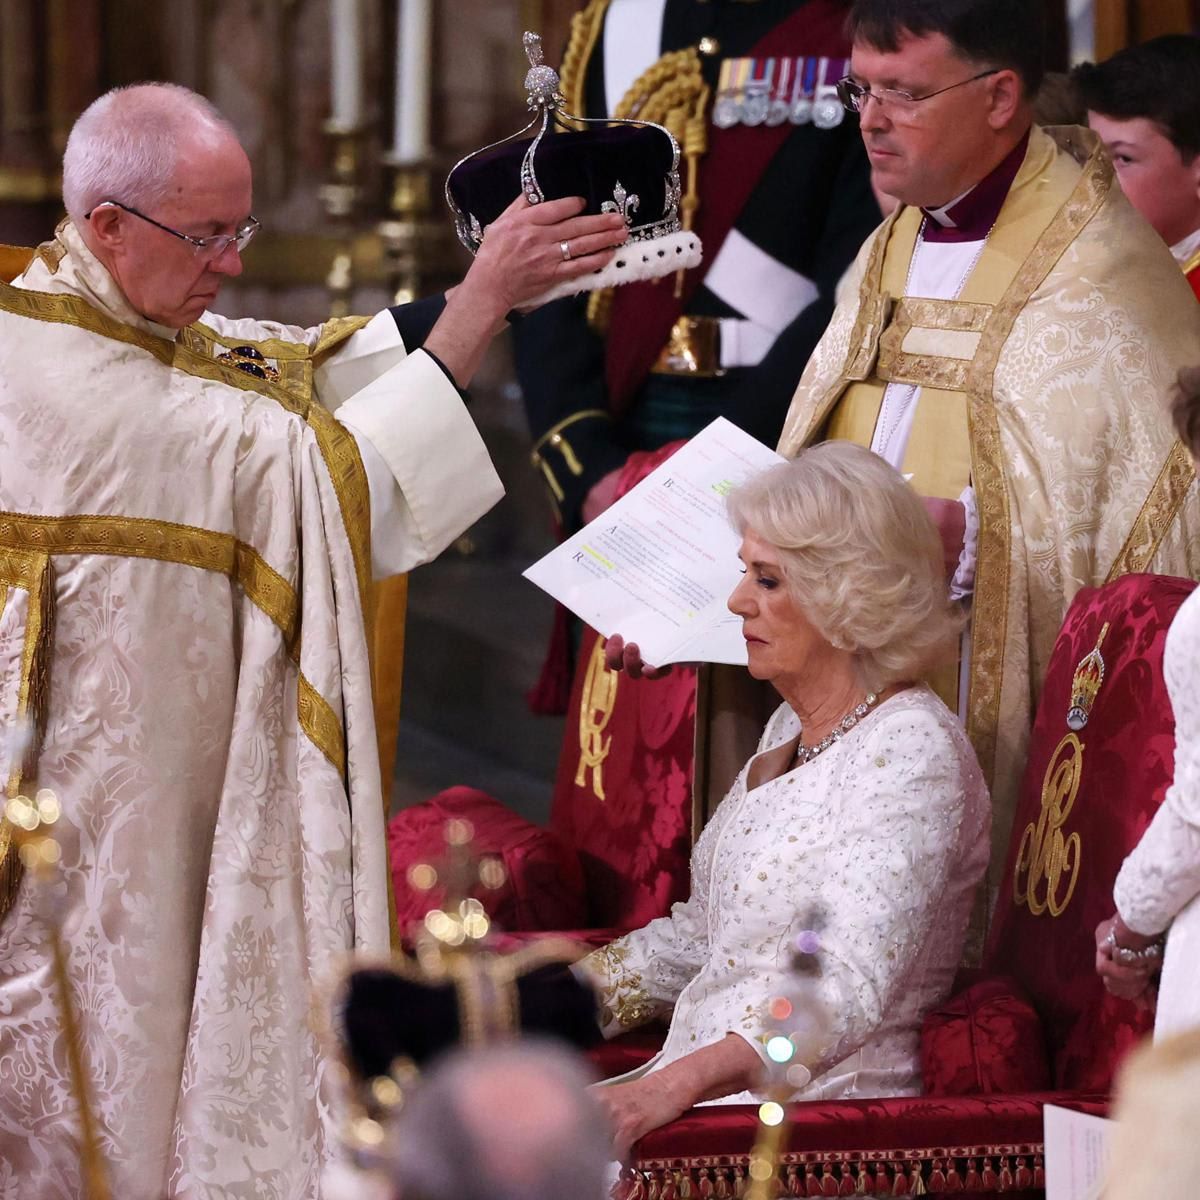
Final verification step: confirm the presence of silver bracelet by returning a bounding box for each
[1106,926,1165,968]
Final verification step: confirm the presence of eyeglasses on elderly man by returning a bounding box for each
[84,199,262,257]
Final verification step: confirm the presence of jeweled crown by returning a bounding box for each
[444,32,702,301]
[1066,622,1109,731]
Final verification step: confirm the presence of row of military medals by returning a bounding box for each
[713,56,849,129]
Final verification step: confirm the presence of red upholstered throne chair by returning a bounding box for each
[387,531,1191,1187]
[615,572,1194,1196]
[388,442,697,948]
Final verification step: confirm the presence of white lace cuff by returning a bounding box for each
[949,486,978,602]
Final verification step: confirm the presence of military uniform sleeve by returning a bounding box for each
[512,295,627,529]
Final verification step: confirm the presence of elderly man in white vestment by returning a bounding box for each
[0,83,626,1199]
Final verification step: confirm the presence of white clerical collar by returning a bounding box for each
[1170,226,1200,268]
[53,220,186,342]
[924,186,975,229]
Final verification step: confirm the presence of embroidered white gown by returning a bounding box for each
[577,685,991,1101]
[1114,585,1200,1039]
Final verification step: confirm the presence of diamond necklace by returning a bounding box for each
[793,691,881,765]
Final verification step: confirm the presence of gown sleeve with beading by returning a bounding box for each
[1114,585,1200,1037]
[577,685,991,1102]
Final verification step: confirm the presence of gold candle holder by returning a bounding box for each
[377,158,446,307]
[320,121,367,318]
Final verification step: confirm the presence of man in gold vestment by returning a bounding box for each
[0,84,624,1199]
[730,0,1200,903]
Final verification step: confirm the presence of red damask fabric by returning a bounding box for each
[920,976,1051,1095]
[983,574,1196,1089]
[548,441,697,930]
[387,787,588,934]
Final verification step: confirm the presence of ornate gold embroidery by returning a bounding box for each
[0,545,45,590]
[305,401,373,619]
[1013,732,1083,917]
[298,677,346,776]
[0,513,347,773]
[877,346,970,392]
[875,297,994,390]
[777,216,899,456]
[964,135,1113,789]
[180,322,311,396]
[584,941,658,1029]
[187,321,317,362]
[312,314,373,362]
[896,298,993,332]
[1106,441,1197,581]
[575,637,619,800]
[0,279,374,622]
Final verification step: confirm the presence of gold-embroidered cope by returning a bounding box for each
[0,222,469,1198]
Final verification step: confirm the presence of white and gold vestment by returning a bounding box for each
[706,126,1200,906]
[0,222,501,1199]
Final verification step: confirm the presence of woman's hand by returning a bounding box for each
[592,1075,689,1160]
[1095,915,1160,1008]
[593,1035,763,1158]
[603,633,674,679]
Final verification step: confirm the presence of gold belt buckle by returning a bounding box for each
[650,316,725,378]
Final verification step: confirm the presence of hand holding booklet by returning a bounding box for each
[523,418,784,667]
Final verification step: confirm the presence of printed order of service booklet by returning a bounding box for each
[524,418,784,667]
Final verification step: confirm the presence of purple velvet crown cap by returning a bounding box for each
[443,30,703,303]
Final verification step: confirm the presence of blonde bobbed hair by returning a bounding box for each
[727,441,963,692]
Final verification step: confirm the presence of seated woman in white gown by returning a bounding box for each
[576,442,991,1155]
[1097,367,1200,1039]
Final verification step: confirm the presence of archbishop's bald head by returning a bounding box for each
[62,83,242,224]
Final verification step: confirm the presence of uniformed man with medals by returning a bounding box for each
[512,0,880,924]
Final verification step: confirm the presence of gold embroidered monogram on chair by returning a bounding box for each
[576,635,620,801]
[1013,625,1109,918]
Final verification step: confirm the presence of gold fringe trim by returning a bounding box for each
[629,1142,1045,1198]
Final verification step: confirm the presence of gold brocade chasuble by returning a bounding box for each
[697,127,1200,917]
[0,225,394,1199]
[773,125,1200,903]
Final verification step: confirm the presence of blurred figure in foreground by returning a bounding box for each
[387,1042,612,1200]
